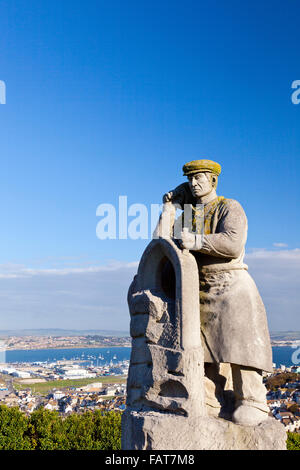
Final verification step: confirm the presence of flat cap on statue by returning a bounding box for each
[182,159,222,176]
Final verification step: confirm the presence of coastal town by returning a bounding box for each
[0,334,131,351]
[0,358,128,415]
[0,352,299,437]
[266,365,300,433]
[0,332,298,351]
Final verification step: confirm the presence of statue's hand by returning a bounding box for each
[179,228,203,251]
[180,229,196,250]
[163,191,174,203]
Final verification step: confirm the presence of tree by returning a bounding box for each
[266,373,299,391]
[287,432,300,450]
[288,404,299,414]
[29,408,66,450]
[28,408,121,450]
[92,410,121,450]
[0,405,32,450]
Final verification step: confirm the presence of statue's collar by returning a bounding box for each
[193,194,220,207]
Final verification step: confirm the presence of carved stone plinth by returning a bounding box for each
[125,238,205,418]
[122,411,287,450]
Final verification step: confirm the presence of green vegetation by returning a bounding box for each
[287,432,300,450]
[0,406,32,450]
[14,376,126,395]
[0,405,121,450]
[265,373,300,392]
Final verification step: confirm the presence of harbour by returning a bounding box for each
[0,346,298,369]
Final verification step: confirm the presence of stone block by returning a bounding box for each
[121,411,287,450]
[130,314,149,338]
[130,337,152,364]
[127,363,153,389]
[129,290,166,321]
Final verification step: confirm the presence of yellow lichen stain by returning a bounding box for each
[191,196,226,234]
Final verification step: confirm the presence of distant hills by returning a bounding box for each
[270,331,300,341]
[0,328,130,337]
[0,329,298,341]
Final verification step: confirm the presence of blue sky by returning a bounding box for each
[0,0,299,331]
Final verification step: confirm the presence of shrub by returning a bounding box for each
[0,405,121,450]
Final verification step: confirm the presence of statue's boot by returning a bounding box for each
[231,364,269,426]
[232,400,269,426]
[204,363,226,417]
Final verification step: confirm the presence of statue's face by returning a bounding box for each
[187,172,213,198]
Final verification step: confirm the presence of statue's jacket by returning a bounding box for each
[176,190,273,373]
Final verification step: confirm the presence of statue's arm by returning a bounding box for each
[154,183,195,240]
[163,182,195,207]
[180,199,247,257]
[197,200,248,258]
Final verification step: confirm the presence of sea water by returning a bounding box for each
[1,346,298,368]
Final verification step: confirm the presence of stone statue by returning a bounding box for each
[122,159,286,450]
[163,159,273,426]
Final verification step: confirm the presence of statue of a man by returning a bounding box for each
[164,159,273,426]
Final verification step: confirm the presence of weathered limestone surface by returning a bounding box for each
[125,238,205,418]
[122,235,287,450]
[122,411,287,450]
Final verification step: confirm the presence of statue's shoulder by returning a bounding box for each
[218,197,247,217]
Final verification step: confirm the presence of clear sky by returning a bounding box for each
[0,0,299,331]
